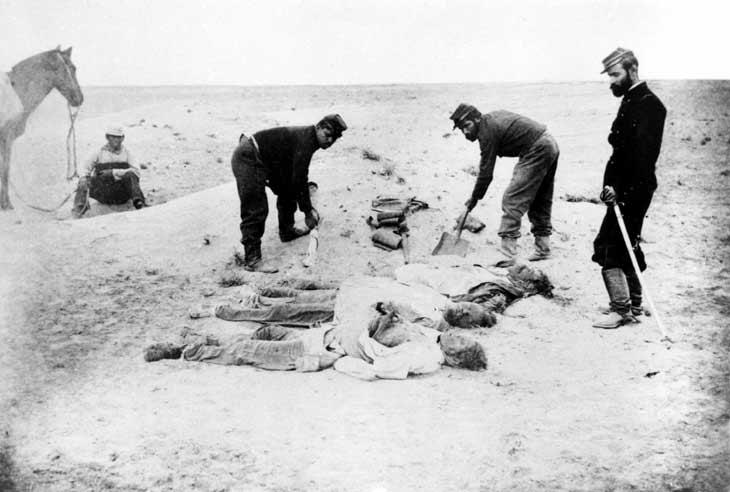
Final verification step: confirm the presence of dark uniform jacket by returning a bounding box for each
[603,82,666,203]
[253,125,319,212]
[593,82,667,271]
[472,111,546,201]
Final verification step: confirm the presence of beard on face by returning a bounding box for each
[610,74,633,97]
[463,122,479,141]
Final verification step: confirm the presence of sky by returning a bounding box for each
[1,0,728,86]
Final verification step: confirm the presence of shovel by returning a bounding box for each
[432,207,470,256]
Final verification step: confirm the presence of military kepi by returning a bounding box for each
[450,103,479,129]
[601,47,634,74]
[318,114,347,138]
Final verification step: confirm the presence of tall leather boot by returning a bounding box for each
[527,235,551,261]
[243,243,278,274]
[624,269,643,316]
[592,268,636,329]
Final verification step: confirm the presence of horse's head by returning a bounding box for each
[49,47,84,107]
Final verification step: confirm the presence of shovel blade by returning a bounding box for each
[432,231,470,256]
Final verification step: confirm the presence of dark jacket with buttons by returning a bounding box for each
[592,82,667,271]
[603,82,666,203]
[253,125,319,212]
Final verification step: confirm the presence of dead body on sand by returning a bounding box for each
[147,302,488,381]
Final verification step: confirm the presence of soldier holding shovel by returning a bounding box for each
[449,104,560,262]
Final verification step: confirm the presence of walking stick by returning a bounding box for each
[613,203,672,343]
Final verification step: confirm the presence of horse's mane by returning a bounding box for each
[11,47,68,71]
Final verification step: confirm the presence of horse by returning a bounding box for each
[0,47,84,210]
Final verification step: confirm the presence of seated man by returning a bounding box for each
[72,127,146,218]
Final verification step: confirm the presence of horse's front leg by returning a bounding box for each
[0,139,11,210]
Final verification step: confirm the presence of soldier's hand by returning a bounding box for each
[464,197,477,211]
[600,186,616,205]
[305,208,320,229]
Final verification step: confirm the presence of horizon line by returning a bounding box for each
[81,77,729,89]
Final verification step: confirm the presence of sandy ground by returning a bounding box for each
[0,81,728,491]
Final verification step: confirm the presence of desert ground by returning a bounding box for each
[0,80,728,491]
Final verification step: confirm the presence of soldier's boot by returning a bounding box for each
[243,243,278,274]
[499,236,517,257]
[527,235,552,261]
[496,236,518,267]
[592,268,637,329]
[279,225,310,243]
[625,269,644,316]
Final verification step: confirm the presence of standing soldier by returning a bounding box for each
[592,48,667,329]
[232,114,347,273]
[449,104,560,262]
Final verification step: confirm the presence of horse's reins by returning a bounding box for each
[66,102,79,179]
[57,49,80,180]
[10,51,81,213]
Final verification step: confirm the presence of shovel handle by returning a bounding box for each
[455,208,470,241]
